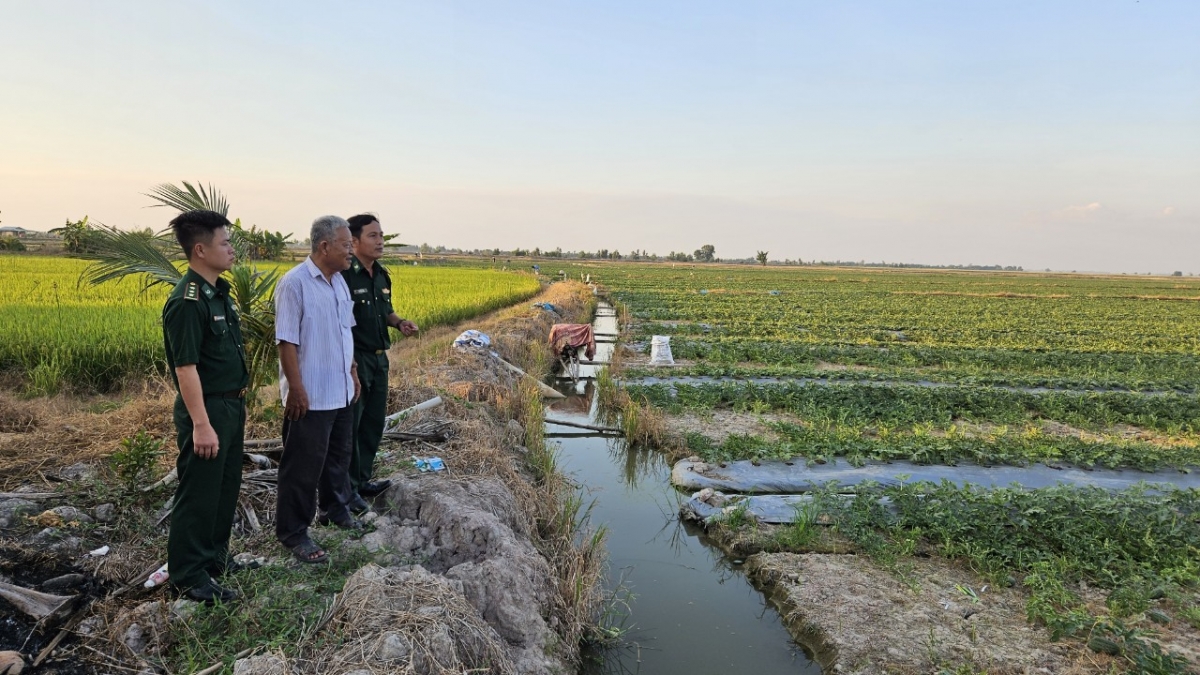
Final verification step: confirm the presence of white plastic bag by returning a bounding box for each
[649,335,674,366]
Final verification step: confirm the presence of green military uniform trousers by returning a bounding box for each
[349,349,389,492]
[168,395,245,590]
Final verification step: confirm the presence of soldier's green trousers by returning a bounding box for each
[168,396,245,591]
[349,350,389,492]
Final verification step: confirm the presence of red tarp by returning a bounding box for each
[549,323,596,361]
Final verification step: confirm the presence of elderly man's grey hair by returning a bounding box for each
[310,215,350,254]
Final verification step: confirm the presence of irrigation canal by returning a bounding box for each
[545,304,817,674]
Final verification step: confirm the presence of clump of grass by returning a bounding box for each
[771,501,821,550]
[22,349,64,398]
[596,367,671,448]
[160,539,374,673]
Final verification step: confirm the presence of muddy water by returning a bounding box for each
[547,306,817,674]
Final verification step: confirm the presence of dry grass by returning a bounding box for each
[0,381,177,489]
[380,281,610,652]
[308,564,515,675]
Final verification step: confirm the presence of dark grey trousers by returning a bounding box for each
[276,405,354,548]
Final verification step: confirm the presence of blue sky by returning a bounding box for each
[1,1,1197,272]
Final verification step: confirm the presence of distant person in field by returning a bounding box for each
[274,215,362,564]
[340,213,419,514]
[161,209,247,604]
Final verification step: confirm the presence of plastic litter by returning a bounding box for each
[649,335,674,366]
[452,329,491,349]
[412,456,446,472]
[87,545,110,557]
[143,563,169,588]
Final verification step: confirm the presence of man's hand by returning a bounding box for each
[193,421,220,459]
[351,370,361,404]
[285,386,310,421]
[398,319,419,337]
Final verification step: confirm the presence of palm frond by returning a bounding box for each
[228,219,252,261]
[77,223,183,289]
[225,263,281,407]
[144,181,230,216]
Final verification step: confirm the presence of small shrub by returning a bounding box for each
[110,430,165,493]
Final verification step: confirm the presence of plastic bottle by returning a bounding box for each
[144,563,169,588]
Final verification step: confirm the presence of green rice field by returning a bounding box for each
[0,255,541,392]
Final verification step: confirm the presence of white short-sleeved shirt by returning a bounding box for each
[275,257,356,411]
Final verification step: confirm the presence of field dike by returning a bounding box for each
[0,281,602,675]
[679,498,1196,674]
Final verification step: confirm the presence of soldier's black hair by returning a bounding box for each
[170,210,232,260]
[346,213,380,239]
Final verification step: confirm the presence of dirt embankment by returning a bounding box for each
[0,281,601,675]
[690,504,1200,675]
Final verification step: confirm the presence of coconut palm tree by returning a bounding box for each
[77,182,279,408]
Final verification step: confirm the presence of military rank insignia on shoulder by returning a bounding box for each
[184,282,199,301]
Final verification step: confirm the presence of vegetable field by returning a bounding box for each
[0,255,541,392]
[597,263,1200,666]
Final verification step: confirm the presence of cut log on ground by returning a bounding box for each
[0,581,75,621]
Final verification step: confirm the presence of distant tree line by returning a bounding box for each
[410,242,1029,272]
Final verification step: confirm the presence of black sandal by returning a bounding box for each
[289,540,329,564]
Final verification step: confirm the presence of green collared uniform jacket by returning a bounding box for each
[343,255,395,353]
[162,269,248,394]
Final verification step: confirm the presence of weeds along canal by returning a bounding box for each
[545,304,817,674]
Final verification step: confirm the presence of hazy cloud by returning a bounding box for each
[1163,206,1176,217]
[1054,202,1103,219]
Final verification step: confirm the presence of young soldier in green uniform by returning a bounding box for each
[341,214,418,513]
[161,210,248,604]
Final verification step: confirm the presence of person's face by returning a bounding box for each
[196,226,235,272]
[353,221,385,263]
[321,227,353,270]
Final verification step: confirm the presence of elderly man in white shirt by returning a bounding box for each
[274,215,362,564]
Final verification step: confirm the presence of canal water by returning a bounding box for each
[545,304,817,674]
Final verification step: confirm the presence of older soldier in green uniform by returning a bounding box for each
[162,210,248,604]
[341,214,418,513]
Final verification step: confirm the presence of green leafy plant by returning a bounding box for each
[110,430,165,493]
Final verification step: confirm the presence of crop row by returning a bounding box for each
[684,418,1200,471]
[625,341,1200,391]
[627,381,1200,433]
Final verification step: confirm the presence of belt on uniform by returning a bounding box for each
[374,349,385,355]
[206,388,247,399]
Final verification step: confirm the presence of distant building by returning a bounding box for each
[0,226,36,239]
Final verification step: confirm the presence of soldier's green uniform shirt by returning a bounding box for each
[342,256,396,492]
[162,270,249,394]
[345,255,395,352]
[161,269,249,591]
